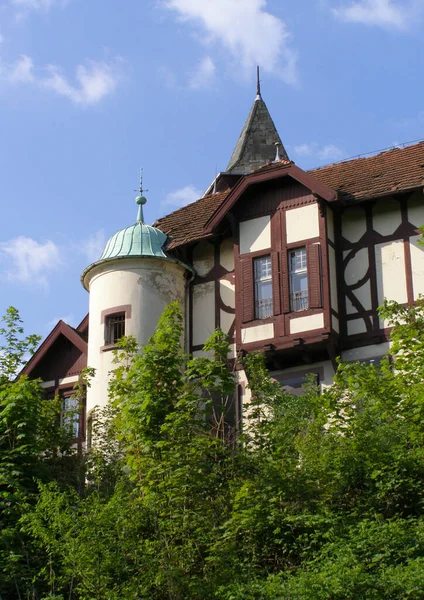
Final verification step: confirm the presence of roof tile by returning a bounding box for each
[155,141,424,249]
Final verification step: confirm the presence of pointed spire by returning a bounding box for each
[226,70,289,173]
[135,168,147,223]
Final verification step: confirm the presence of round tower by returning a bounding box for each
[81,179,189,414]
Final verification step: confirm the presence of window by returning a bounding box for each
[105,313,125,345]
[272,369,322,397]
[289,247,308,311]
[62,394,80,438]
[254,256,273,319]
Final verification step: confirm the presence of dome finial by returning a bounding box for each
[135,168,148,223]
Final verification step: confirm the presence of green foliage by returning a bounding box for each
[4,300,424,599]
[0,308,80,599]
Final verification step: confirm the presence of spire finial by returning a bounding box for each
[135,168,148,223]
[256,65,261,99]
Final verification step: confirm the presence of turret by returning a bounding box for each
[81,175,189,414]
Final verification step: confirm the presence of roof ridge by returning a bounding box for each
[308,139,424,173]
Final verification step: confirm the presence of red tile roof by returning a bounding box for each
[311,141,424,200]
[155,141,424,249]
[155,191,230,250]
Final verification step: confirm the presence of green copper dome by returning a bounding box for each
[100,221,168,260]
[100,182,168,260]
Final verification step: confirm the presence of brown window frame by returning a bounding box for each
[240,242,322,325]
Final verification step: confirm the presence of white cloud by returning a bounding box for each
[78,230,106,263]
[12,0,68,18]
[42,60,120,106]
[164,184,203,208]
[294,142,345,162]
[332,0,414,29]
[0,236,61,287]
[188,56,216,89]
[7,54,35,83]
[1,55,121,106]
[46,314,76,328]
[164,0,298,84]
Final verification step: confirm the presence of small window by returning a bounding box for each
[289,248,308,311]
[105,313,125,345]
[62,394,79,438]
[273,371,320,397]
[254,256,273,319]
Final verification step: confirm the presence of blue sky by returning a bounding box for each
[0,0,423,339]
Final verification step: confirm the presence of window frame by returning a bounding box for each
[288,246,309,312]
[61,391,80,439]
[100,304,132,351]
[253,255,273,320]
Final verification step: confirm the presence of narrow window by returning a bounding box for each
[289,248,308,311]
[105,313,125,345]
[254,256,273,319]
[62,394,79,438]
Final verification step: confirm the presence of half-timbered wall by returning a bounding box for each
[234,179,334,354]
[191,237,236,357]
[341,190,424,346]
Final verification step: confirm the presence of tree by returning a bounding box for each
[0,308,79,599]
[5,299,424,599]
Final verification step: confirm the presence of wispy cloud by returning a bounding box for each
[164,184,202,208]
[78,230,106,263]
[188,56,216,89]
[164,0,298,85]
[294,142,345,162]
[46,314,76,328]
[2,55,122,106]
[0,236,61,287]
[12,0,69,19]
[332,0,416,30]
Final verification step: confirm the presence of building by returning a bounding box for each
[22,81,424,439]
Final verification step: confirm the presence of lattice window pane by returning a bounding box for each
[62,395,79,438]
[254,256,273,319]
[289,248,308,312]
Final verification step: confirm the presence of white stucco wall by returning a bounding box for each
[344,248,369,285]
[347,318,367,336]
[86,258,186,413]
[220,309,234,335]
[372,198,401,236]
[241,323,274,344]
[220,279,235,309]
[332,315,339,333]
[409,235,424,299]
[328,245,338,312]
[407,193,424,228]
[289,312,324,335]
[375,240,407,326]
[192,281,215,347]
[239,216,271,254]
[286,204,319,244]
[193,240,214,277]
[342,206,366,243]
[220,238,235,271]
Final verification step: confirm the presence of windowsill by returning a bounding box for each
[243,316,274,328]
[100,343,119,353]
